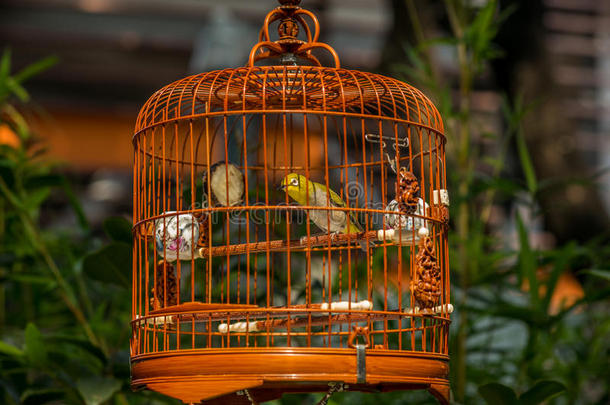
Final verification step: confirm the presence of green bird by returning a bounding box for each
[278,173,370,251]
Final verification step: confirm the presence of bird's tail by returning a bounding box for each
[358,239,374,252]
[347,222,375,252]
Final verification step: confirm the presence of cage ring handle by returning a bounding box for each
[247,0,340,68]
[293,8,320,42]
[303,51,322,67]
[298,42,340,68]
[247,41,338,68]
[247,41,284,65]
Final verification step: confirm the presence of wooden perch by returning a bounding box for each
[218,302,452,334]
[139,300,370,326]
[197,231,378,257]
[136,301,452,330]
[196,228,427,258]
[404,303,453,315]
[292,300,372,311]
[219,312,384,334]
[148,301,259,315]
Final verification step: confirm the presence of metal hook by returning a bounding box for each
[365,133,409,173]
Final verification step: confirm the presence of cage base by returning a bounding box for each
[131,348,449,404]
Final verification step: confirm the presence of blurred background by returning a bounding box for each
[1,0,609,238]
[0,0,608,404]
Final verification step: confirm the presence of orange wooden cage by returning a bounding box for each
[130,1,451,403]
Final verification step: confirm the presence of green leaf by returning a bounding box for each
[76,376,121,405]
[478,382,518,405]
[515,126,537,194]
[24,188,51,212]
[60,177,89,230]
[46,335,107,365]
[25,174,89,229]
[581,269,610,281]
[21,388,65,405]
[0,175,25,210]
[466,302,545,326]
[473,177,522,196]
[540,246,573,313]
[0,48,11,87]
[3,103,30,140]
[419,36,460,48]
[0,48,9,71]
[0,340,23,357]
[519,380,565,405]
[516,213,539,307]
[7,273,54,285]
[103,216,133,244]
[13,55,58,84]
[24,323,48,365]
[6,77,29,102]
[82,242,131,287]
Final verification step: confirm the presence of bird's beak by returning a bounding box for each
[277,184,286,191]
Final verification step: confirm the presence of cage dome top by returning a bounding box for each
[134,0,444,137]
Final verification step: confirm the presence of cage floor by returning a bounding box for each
[131,347,450,404]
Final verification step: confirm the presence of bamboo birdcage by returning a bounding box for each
[130,1,451,403]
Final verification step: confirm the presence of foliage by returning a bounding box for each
[392,1,610,404]
[0,49,174,404]
[478,381,566,405]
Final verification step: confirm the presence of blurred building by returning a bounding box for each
[542,0,610,214]
[0,0,390,169]
[0,0,608,237]
[0,0,390,225]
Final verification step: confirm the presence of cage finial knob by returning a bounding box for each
[278,17,299,39]
[278,0,301,6]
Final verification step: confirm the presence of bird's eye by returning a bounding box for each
[291,178,299,186]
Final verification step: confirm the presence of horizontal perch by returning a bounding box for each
[135,301,451,329]
[404,304,454,315]
[219,312,378,334]
[218,302,452,334]
[216,300,372,333]
[138,300,371,327]
[135,314,174,326]
[197,232,377,257]
[197,228,428,257]
[291,300,372,311]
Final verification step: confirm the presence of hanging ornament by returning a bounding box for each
[411,236,442,309]
[150,261,178,310]
[395,167,419,214]
[154,212,200,261]
[384,197,429,231]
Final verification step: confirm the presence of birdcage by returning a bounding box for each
[130,1,451,403]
